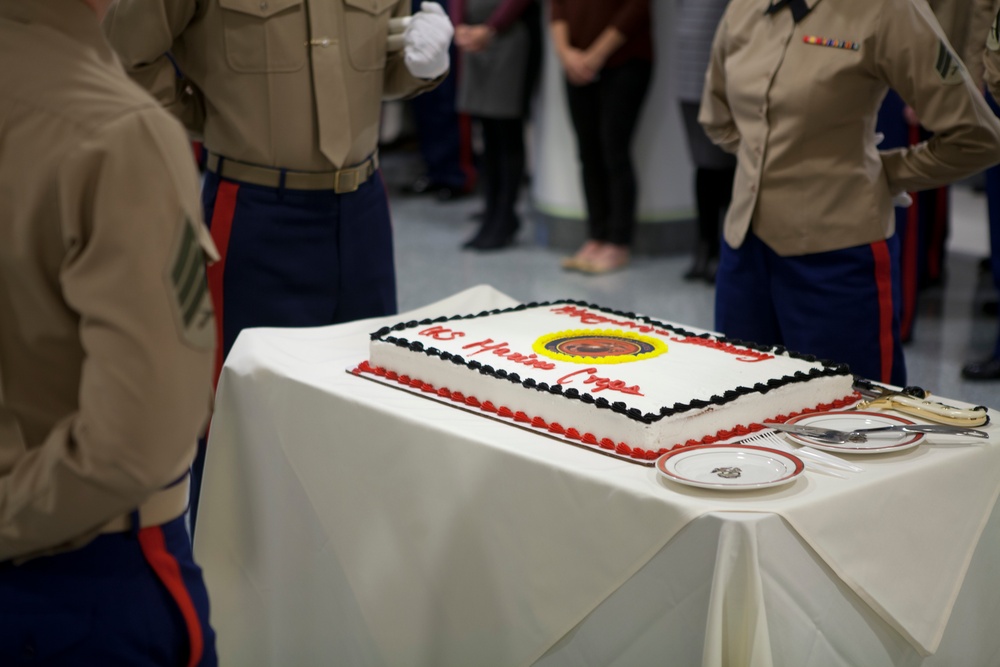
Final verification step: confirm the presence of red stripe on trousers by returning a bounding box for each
[191,141,204,167]
[870,240,895,384]
[138,527,204,667]
[206,180,239,388]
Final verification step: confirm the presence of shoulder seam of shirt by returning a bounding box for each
[1,87,166,142]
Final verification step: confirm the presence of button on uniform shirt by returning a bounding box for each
[700,0,1000,257]
[104,0,442,171]
[0,0,216,561]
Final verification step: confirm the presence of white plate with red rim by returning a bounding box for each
[656,444,804,490]
[782,410,924,454]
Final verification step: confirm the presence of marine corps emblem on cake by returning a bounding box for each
[533,329,668,365]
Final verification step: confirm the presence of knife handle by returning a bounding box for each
[858,394,990,426]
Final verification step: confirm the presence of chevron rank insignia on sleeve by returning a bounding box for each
[167,215,215,350]
[935,41,964,84]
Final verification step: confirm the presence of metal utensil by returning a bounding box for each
[764,423,860,443]
[764,422,988,444]
[849,424,989,439]
[739,431,863,473]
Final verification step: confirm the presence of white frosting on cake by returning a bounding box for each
[367,302,856,458]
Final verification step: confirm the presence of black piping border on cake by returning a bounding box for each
[370,299,852,426]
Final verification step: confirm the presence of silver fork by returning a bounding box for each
[737,431,864,474]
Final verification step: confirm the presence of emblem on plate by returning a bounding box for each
[712,467,742,479]
[533,329,667,364]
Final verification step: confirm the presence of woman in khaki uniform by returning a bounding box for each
[700,0,1000,385]
[0,0,217,662]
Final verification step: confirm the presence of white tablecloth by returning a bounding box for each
[194,285,1000,666]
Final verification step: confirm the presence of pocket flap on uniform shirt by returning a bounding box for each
[219,0,303,19]
[343,0,397,16]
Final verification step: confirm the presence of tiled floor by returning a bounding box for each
[383,148,999,408]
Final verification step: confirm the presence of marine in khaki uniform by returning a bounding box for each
[0,0,218,662]
[879,0,980,345]
[973,0,999,86]
[700,0,1000,386]
[104,0,454,526]
[966,0,1000,380]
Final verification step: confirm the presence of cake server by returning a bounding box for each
[851,377,991,427]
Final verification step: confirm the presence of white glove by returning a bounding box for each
[892,191,913,208]
[400,2,453,79]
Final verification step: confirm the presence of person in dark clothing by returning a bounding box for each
[675,0,734,283]
[551,0,654,274]
[454,0,541,250]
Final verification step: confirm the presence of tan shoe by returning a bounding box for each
[561,240,604,271]
[560,255,584,270]
[582,245,630,274]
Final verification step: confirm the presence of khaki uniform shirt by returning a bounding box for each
[0,0,216,561]
[982,0,1000,97]
[104,0,442,171]
[700,0,1000,256]
[929,0,973,61]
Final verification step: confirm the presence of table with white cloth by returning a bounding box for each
[194,285,1000,667]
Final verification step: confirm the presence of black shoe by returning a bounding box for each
[703,256,718,284]
[961,357,1000,380]
[467,234,516,251]
[683,253,718,282]
[462,227,516,250]
[461,229,486,249]
[403,176,468,200]
[983,300,998,317]
[463,215,519,251]
[683,258,708,281]
[434,184,468,201]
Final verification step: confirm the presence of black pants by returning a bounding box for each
[565,60,652,246]
[679,100,736,256]
[694,167,735,254]
[478,116,526,237]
